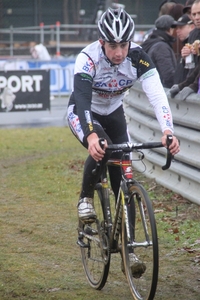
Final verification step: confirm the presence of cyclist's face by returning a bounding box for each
[99,40,129,65]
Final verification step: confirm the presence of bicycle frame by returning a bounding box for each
[97,153,137,253]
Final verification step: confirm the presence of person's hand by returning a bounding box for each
[191,40,200,55]
[177,86,194,100]
[87,133,107,161]
[168,84,180,98]
[181,44,192,58]
[161,132,180,156]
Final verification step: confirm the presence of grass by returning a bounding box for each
[0,126,200,300]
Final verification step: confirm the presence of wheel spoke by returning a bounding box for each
[122,184,159,300]
[78,188,111,290]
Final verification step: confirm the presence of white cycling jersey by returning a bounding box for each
[69,40,174,137]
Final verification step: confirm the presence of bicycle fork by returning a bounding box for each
[124,184,153,249]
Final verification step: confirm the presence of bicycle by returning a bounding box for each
[77,135,173,300]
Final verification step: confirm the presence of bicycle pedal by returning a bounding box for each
[84,226,97,235]
[77,238,89,248]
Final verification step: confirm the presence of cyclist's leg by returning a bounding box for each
[68,105,112,289]
[67,104,112,222]
[102,105,129,200]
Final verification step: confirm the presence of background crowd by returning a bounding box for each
[141,0,200,100]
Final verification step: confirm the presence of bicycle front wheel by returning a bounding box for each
[121,183,159,300]
[78,185,110,290]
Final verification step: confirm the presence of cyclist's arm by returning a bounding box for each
[73,53,96,139]
[141,71,174,134]
[133,50,179,155]
[133,50,174,134]
[73,53,105,160]
[74,78,105,161]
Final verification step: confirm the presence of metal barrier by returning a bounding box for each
[0,23,152,56]
[124,81,200,205]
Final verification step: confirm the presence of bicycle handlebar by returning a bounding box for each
[162,134,173,170]
[92,135,173,175]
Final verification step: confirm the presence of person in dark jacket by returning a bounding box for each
[141,15,178,88]
[168,59,200,99]
[173,14,195,83]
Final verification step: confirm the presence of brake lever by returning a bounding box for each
[162,134,173,170]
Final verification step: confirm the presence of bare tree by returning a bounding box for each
[63,0,81,40]
[63,0,81,25]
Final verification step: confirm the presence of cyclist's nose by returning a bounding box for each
[115,47,123,57]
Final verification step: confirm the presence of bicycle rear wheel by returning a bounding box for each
[78,185,110,290]
[121,183,159,300]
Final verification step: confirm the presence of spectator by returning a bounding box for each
[30,43,51,60]
[174,14,195,83]
[168,3,185,57]
[143,1,184,58]
[168,59,200,99]
[159,1,177,16]
[181,0,200,75]
[141,15,177,88]
[169,3,184,20]
[143,1,177,42]
[182,0,195,16]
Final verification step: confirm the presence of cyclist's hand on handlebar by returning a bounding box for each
[87,133,107,161]
[162,132,180,156]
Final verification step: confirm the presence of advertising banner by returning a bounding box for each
[0,59,75,95]
[0,70,50,112]
[27,59,75,95]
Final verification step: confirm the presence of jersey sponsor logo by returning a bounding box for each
[162,106,171,120]
[108,80,118,87]
[68,111,76,121]
[119,79,132,86]
[94,79,133,88]
[141,69,155,80]
[166,120,172,127]
[139,59,150,67]
[162,106,169,114]
[82,58,94,72]
[75,123,82,132]
[162,106,172,126]
[68,111,82,133]
[80,73,93,82]
[85,110,93,131]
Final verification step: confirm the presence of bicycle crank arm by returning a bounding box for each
[127,241,153,248]
[78,231,100,246]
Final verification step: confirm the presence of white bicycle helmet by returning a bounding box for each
[98,8,134,43]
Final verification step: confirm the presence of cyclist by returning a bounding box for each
[67,7,180,275]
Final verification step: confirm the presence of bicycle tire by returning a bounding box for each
[121,183,159,300]
[78,185,111,290]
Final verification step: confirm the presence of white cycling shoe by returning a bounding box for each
[77,197,97,223]
[121,253,146,278]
